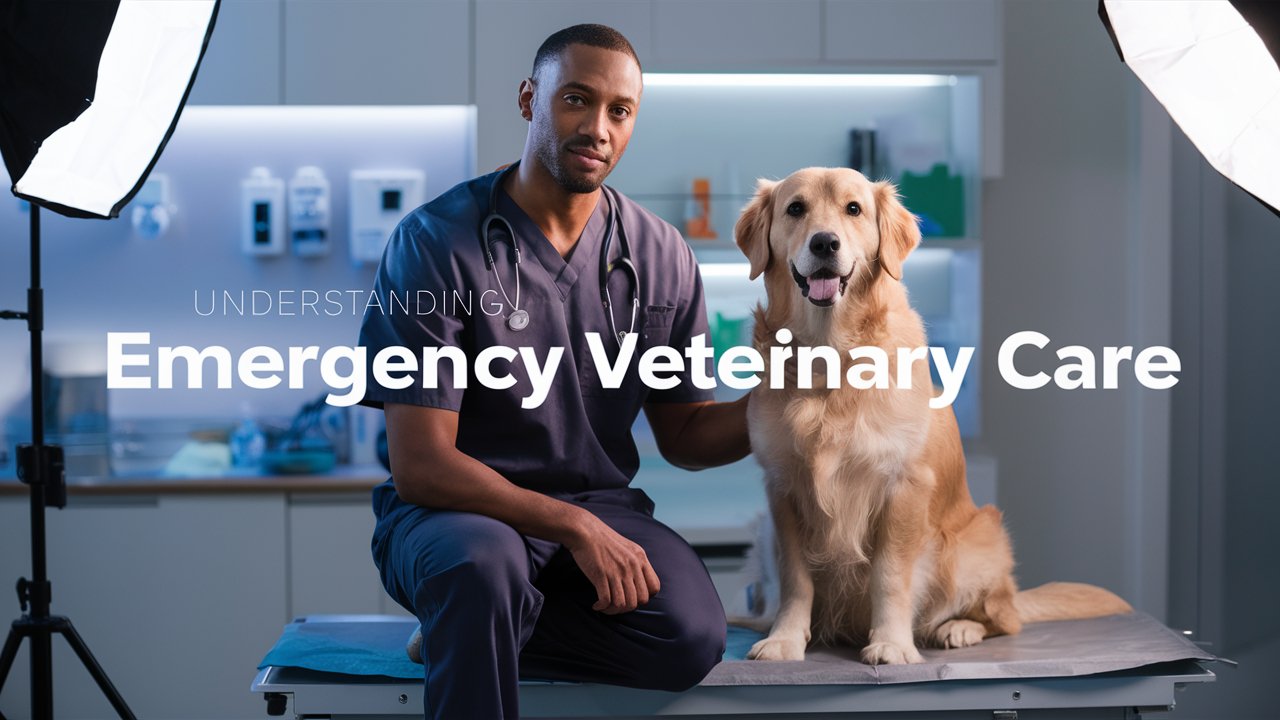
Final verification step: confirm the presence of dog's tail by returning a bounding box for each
[1014,581,1132,624]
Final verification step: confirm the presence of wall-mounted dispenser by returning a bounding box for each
[241,167,285,256]
[349,169,425,264]
[130,174,174,240]
[289,166,331,257]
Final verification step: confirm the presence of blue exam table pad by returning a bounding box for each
[258,612,1215,686]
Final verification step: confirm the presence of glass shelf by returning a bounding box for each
[623,194,978,257]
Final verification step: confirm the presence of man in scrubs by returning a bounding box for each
[357,24,750,719]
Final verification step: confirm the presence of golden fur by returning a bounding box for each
[734,167,1131,664]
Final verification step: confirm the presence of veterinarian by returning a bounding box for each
[356,24,751,720]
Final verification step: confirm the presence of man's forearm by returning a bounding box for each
[393,450,590,546]
[661,394,751,470]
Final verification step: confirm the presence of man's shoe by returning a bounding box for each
[406,626,424,664]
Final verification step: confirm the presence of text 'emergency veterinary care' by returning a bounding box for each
[104,330,1180,409]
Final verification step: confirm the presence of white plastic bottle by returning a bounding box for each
[289,166,331,257]
[230,402,266,469]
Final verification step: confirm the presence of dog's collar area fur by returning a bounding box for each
[791,261,853,307]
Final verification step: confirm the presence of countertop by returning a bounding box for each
[0,452,997,549]
[0,463,391,496]
[0,459,769,546]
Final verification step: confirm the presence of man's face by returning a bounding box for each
[525,44,642,194]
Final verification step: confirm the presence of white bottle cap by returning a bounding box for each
[293,166,326,183]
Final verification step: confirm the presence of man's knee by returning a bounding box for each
[407,514,534,614]
[647,613,726,691]
[634,528,728,690]
[634,563,727,691]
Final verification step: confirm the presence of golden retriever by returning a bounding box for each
[734,167,1131,665]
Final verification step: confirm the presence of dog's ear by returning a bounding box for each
[874,181,921,281]
[735,179,777,281]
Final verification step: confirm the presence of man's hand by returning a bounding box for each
[564,515,661,614]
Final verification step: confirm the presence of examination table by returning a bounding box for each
[251,612,1216,719]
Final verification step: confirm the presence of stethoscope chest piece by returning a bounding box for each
[506,308,530,332]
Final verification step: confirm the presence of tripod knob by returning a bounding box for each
[16,443,66,509]
[16,578,29,613]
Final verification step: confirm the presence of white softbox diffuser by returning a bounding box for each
[3,0,218,219]
[1102,0,1280,213]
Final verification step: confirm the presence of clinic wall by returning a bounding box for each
[1174,161,1280,720]
[0,107,475,425]
[980,0,1170,616]
[1165,131,1280,720]
[1221,183,1280,652]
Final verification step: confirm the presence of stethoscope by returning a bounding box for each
[480,162,640,345]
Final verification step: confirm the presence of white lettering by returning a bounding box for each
[239,346,283,389]
[107,332,152,389]
[999,330,1051,389]
[520,346,563,409]
[930,346,973,409]
[1135,346,1180,389]
[373,346,417,390]
[321,346,365,407]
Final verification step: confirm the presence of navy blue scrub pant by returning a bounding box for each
[372,487,727,720]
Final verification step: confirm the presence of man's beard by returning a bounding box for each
[536,135,610,194]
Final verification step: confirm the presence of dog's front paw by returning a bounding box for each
[861,640,924,665]
[932,619,986,649]
[747,634,807,661]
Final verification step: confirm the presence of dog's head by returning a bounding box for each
[734,167,920,310]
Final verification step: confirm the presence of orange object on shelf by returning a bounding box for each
[685,177,717,239]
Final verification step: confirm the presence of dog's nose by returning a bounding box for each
[809,232,841,258]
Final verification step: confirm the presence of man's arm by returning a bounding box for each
[643,394,750,471]
[384,402,660,614]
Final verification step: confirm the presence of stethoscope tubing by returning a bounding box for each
[481,163,639,343]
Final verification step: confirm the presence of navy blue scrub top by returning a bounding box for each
[357,169,714,516]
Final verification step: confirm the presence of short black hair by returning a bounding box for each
[531,24,641,81]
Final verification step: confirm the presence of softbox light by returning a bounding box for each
[1100,0,1280,214]
[0,1,217,717]
[0,0,219,218]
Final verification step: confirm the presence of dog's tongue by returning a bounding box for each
[807,276,839,301]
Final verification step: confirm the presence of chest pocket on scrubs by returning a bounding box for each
[579,304,677,400]
[640,304,676,348]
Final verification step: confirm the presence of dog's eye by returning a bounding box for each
[847,201,862,216]
[786,201,805,217]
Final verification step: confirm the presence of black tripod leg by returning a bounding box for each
[32,627,52,720]
[0,625,22,692]
[0,625,23,719]
[56,620,135,720]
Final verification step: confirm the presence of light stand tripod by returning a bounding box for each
[0,205,134,719]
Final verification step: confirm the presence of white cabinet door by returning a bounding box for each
[287,494,409,617]
[188,0,284,105]
[284,0,471,105]
[0,495,287,720]
[651,0,822,67]
[823,0,1003,177]
[823,0,1000,63]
